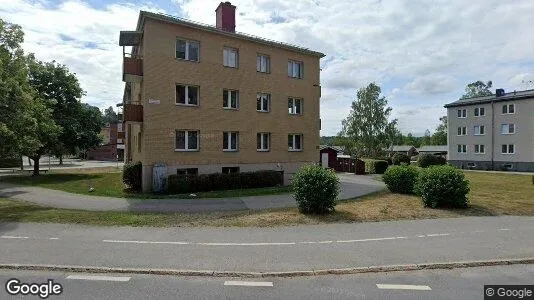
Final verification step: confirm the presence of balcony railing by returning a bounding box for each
[123,55,143,83]
[123,104,143,122]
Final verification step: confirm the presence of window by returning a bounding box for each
[457,144,467,153]
[288,134,303,151]
[257,54,270,73]
[176,84,199,106]
[288,97,302,115]
[287,60,303,78]
[256,93,270,112]
[457,109,467,118]
[474,125,485,135]
[175,130,199,151]
[474,144,485,154]
[457,126,467,136]
[501,123,515,134]
[502,104,515,114]
[223,47,238,68]
[177,168,198,175]
[474,107,485,116]
[176,39,199,62]
[223,89,239,109]
[257,133,270,151]
[117,123,123,132]
[501,144,515,154]
[222,167,239,174]
[223,132,239,151]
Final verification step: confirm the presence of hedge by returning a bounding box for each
[363,159,389,174]
[417,153,447,168]
[392,153,410,165]
[383,165,419,194]
[0,156,21,168]
[415,165,470,208]
[168,170,283,194]
[123,161,142,192]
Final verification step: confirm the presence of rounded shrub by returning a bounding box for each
[382,165,420,194]
[417,153,439,168]
[123,161,142,192]
[292,164,340,214]
[415,165,470,208]
[436,155,447,165]
[392,153,411,165]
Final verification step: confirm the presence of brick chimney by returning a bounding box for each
[216,1,236,32]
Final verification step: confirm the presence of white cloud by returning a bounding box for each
[2,0,534,136]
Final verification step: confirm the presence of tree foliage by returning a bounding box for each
[460,80,493,99]
[340,83,397,157]
[103,106,118,124]
[431,116,447,145]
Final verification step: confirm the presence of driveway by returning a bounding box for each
[0,173,385,213]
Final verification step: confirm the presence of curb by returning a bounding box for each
[0,258,533,278]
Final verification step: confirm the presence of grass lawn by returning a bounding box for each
[0,170,290,199]
[0,171,532,227]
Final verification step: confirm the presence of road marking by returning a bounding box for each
[199,242,296,246]
[498,228,511,231]
[49,237,59,240]
[299,240,333,244]
[103,240,190,245]
[417,235,426,238]
[224,281,273,287]
[66,275,131,282]
[426,233,450,237]
[376,284,431,291]
[0,236,29,239]
[336,236,406,243]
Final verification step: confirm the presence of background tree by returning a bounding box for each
[102,106,118,124]
[431,116,447,145]
[421,129,432,146]
[402,133,421,148]
[340,83,397,157]
[460,80,493,99]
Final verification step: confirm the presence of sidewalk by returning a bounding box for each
[0,174,385,212]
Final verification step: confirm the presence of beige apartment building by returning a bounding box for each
[445,89,534,171]
[119,2,325,192]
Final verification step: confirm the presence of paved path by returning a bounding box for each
[0,216,532,274]
[0,173,385,212]
[1,264,532,299]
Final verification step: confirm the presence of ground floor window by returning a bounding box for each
[501,144,514,154]
[176,130,199,151]
[257,132,270,151]
[288,134,303,151]
[223,132,239,151]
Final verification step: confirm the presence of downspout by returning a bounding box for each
[491,100,495,170]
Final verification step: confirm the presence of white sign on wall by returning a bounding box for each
[148,99,160,104]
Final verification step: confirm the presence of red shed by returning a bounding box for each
[319,146,344,169]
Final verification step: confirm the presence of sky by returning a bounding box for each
[1,0,533,136]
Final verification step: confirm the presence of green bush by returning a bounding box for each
[392,153,410,165]
[415,165,470,208]
[364,159,389,174]
[122,161,142,192]
[292,164,340,214]
[383,165,420,194]
[167,170,282,194]
[436,156,447,165]
[417,153,439,168]
[0,156,21,168]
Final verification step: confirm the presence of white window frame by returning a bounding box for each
[256,93,270,112]
[473,125,485,135]
[457,109,467,118]
[117,123,123,132]
[223,89,239,109]
[501,144,515,154]
[175,130,199,151]
[287,60,303,79]
[288,134,303,151]
[474,107,485,117]
[176,38,200,62]
[288,97,303,115]
[223,131,239,152]
[474,144,485,154]
[257,132,270,152]
[457,126,467,136]
[501,123,515,135]
[223,47,238,68]
[257,54,270,73]
[176,84,199,106]
[457,144,467,154]
[502,103,515,114]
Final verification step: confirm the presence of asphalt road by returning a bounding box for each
[0,264,533,299]
[0,216,533,273]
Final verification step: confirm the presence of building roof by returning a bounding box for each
[384,145,416,152]
[444,89,534,108]
[417,145,448,153]
[134,11,325,58]
[319,145,345,153]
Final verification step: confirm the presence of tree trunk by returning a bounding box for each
[28,157,32,166]
[20,155,24,171]
[31,155,41,176]
[59,154,63,165]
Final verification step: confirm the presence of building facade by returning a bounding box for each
[119,3,325,192]
[86,122,124,161]
[445,89,534,171]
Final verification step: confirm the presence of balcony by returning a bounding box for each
[124,104,143,122]
[117,131,125,139]
[123,56,143,83]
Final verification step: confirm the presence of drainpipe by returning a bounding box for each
[491,100,495,170]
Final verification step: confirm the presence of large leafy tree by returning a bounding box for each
[460,80,493,99]
[431,116,447,145]
[102,106,118,124]
[340,83,398,157]
[27,57,102,163]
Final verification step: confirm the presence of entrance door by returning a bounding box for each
[321,153,329,168]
